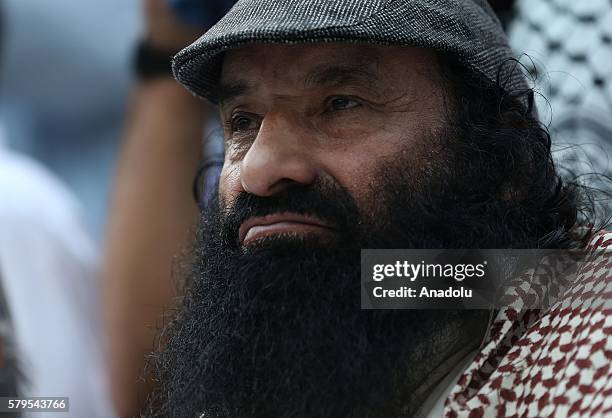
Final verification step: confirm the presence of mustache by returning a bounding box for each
[219,178,362,248]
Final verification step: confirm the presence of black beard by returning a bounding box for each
[146,124,549,417]
[147,202,486,417]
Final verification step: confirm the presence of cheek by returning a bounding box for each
[317,121,436,211]
[317,139,402,205]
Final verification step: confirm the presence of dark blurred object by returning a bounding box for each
[134,41,175,79]
[488,0,515,13]
[488,0,516,29]
[193,119,224,209]
[168,0,236,28]
[0,279,20,406]
[193,159,222,209]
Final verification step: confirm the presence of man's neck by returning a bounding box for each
[412,347,479,417]
[399,312,488,416]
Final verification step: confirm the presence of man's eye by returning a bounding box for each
[328,96,360,111]
[231,115,259,133]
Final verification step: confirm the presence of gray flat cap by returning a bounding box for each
[173,0,529,104]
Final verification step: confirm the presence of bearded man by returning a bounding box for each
[139,0,611,416]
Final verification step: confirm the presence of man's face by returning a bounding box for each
[218,43,448,246]
[150,44,492,418]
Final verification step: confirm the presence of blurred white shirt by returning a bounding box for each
[0,135,115,417]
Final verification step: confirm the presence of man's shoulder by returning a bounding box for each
[586,229,612,251]
[445,230,611,417]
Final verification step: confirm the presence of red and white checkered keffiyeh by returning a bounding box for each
[445,231,612,418]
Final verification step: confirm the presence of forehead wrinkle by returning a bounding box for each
[217,80,255,108]
[219,46,390,106]
[303,63,382,92]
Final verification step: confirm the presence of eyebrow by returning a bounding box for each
[217,62,383,107]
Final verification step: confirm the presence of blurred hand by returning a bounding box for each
[144,0,203,51]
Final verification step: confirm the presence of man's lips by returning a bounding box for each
[238,213,335,245]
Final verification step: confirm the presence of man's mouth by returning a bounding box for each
[238,213,335,245]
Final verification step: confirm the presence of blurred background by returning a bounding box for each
[0,0,141,237]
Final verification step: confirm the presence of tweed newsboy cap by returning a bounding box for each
[172,0,529,104]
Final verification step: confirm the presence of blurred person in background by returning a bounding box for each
[490,0,612,191]
[508,0,612,192]
[0,137,115,418]
[0,0,139,237]
[0,3,116,417]
[103,1,232,416]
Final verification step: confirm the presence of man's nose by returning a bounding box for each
[240,111,317,196]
